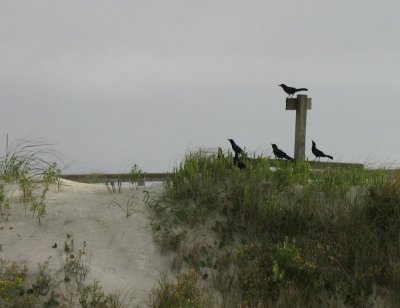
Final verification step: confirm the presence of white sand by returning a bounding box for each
[0,179,172,306]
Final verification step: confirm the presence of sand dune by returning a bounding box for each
[0,179,172,306]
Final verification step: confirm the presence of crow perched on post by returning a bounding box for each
[279,84,308,97]
[271,144,293,160]
[312,140,333,160]
[228,139,244,155]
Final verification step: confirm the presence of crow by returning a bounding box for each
[233,153,246,170]
[312,140,333,160]
[279,84,308,97]
[271,144,293,160]
[228,139,244,155]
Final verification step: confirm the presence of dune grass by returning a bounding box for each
[2,138,400,306]
[0,138,135,307]
[0,138,65,224]
[148,151,399,307]
[0,235,133,307]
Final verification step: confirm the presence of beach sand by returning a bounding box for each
[0,179,172,306]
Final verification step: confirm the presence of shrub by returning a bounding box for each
[129,164,144,189]
[43,162,62,191]
[0,234,131,307]
[147,268,212,308]
[153,152,395,306]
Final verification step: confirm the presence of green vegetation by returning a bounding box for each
[129,164,145,190]
[0,138,61,182]
[0,138,136,306]
[43,162,62,192]
[147,268,212,308]
[148,152,398,306]
[108,194,144,218]
[19,172,34,204]
[3,137,400,306]
[102,164,144,194]
[0,138,64,224]
[105,178,123,194]
[0,182,10,221]
[30,186,49,225]
[0,234,133,307]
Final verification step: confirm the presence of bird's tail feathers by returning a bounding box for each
[325,155,333,160]
[296,88,308,92]
[285,155,294,161]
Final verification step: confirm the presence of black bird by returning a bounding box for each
[279,84,308,97]
[312,140,333,160]
[271,144,293,160]
[233,153,246,170]
[228,139,244,155]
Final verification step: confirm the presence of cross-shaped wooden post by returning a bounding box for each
[286,94,312,160]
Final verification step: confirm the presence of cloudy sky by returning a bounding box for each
[1,1,399,173]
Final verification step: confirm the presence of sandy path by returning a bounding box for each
[0,179,172,306]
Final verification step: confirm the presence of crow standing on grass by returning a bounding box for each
[271,144,293,161]
[233,153,246,170]
[228,139,244,155]
[312,140,333,160]
[228,139,246,169]
[279,84,308,97]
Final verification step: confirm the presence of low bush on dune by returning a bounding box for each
[0,235,133,308]
[148,152,400,307]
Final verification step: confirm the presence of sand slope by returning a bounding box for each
[0,179,171,306]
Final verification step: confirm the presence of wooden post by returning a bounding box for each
[286,95,312,160]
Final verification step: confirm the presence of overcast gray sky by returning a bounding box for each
[1,1,399,173]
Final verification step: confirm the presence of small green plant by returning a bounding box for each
[28,259,53,296]
[273,237,317,288]
[0,259,30,306]
[105,180,115,193]
[146,268,212,308]
[0,182,10,221]
[0,137,61,183]
[78,279,133,308]
[0,156,27,182]
[272,261,285,285]
[62,234,91,290]
[43,162,62,191]
[0,234,131,307]
[58,234,132,307]
[19,172,34,204]
[105,178,122,193]
[30,187,49,225]
[108,194,143,218]
[129,164,144,190]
